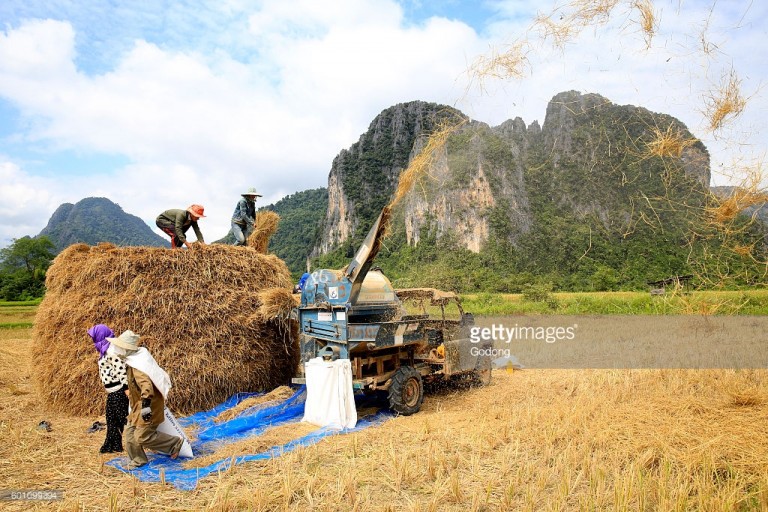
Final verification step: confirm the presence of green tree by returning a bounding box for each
[0,236,55,300]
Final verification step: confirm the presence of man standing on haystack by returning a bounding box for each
[231,187,262,246]
[106,330,184,469]
[155,204,207,249]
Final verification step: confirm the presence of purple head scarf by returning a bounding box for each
[88,324,114,358]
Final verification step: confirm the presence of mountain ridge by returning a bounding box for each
[38,197,168,251]
[309,91,764,290]
[32,92,766,289]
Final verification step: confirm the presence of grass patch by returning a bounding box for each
[0,322,34,329]
[0,301,37,329]
[461,290,768,315]
[6,292,765,326]
[0,299,42,306]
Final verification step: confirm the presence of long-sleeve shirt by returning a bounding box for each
[126,366,166,426]
[156,209,204,244]
[98,354,128,393]
[231,197,256,226]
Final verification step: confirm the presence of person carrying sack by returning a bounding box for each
[106,330,183,469]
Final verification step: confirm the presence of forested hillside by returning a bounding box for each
[264,188,328,274]
[38,197,167,251]
[308,92,766,291]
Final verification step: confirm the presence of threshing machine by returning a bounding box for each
[292,206,492,415]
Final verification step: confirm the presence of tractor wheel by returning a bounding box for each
[388,366,424,416]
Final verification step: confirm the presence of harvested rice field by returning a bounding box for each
[1,324,767,511]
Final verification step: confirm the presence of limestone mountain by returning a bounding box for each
[317,101,464,255]
[309,92,764,290]
[38,197,167,252]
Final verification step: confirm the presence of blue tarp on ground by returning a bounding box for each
[107,386,393,490]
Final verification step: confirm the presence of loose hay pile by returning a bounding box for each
[214,385,295,423]
[32,242,299,416]
[182,421,321,469]
[256,287,300,322]
[247,210,280,252]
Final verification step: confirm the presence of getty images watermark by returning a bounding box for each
[469,323,578,357]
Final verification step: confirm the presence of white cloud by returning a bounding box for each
[0,19,78,79]
[0,3,491,242]
[0,160,56,245]
[0,0,765,247]
[457,0,768,185]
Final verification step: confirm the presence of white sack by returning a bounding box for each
[302,357,357,430]
[158,407,194,458]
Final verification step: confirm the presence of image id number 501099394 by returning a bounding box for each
[1,489,64,501]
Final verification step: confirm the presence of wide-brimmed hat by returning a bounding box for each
[187,204,206,218]
[242,187,262,198]
[107,330,141,351]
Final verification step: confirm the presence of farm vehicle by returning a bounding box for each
[291,206,492,415]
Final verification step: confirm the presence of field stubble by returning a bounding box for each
[1,323,767,511]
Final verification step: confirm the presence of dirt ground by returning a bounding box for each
[1,327,768,511]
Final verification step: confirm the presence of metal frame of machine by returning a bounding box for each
[292,207,492,415]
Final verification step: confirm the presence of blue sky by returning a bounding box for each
[0,0,765,246]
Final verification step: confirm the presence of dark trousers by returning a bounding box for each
[101,390,129,453]
[156,222,182,248]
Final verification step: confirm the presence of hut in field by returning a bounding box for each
[32,213,299,416]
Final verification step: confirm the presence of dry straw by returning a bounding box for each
[214,385,295,423]
[469,0,657,93]
[532,0,656,49]
[247,210,280,252]
[256,287,300,322]
[32,238,299,416]
[3,328,768,509]
[645,124,699,159]
[388,116,467,211]
[466,41,529,92]
[704,69,747,132]
[182,421,320,469]
[632,0,657,47]
[707,179,768,227]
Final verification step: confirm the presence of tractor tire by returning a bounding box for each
[388,366,424,416]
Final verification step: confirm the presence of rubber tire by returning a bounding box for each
[388,366,424,416]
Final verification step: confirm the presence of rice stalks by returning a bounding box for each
[704,69,747,132]
[247,210,280,253]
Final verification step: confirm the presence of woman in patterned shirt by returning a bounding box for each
[88,324,129,453]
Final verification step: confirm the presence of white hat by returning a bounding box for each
[242,187,262,197]
[107,330,141,352]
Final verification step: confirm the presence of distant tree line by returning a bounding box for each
[0,236,55,300]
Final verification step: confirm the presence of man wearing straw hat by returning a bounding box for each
[106,330,184,469]
[231,187,262,246]
[155,204,207,249]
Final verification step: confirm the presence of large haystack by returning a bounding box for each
[32,241,299,416]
